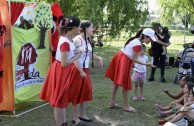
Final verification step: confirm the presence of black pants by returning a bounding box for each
[150,53,166,77]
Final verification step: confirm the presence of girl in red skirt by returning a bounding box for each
[105,28,156,112]
[72,20,103,122]
[39,17,84,126]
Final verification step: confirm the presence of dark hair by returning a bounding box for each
[59,17,80,35]
[80,20,92,45]
[186,82,194,92]
[80,20,93,68]
[182,76,190,83]
[152,23,161,31]
[162,27,169,34]
[124,29,143,47]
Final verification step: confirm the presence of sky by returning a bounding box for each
[147,0,159,12]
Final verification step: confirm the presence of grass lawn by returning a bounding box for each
[0,35,193,126]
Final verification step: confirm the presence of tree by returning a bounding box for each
[158,0,194,26]
[37,0,149,36]
[33,2,53,49]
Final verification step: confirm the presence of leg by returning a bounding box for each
[139,82,143,97]
[123,89,129,109]
[80,101,88,119]
[72,104,80,123]
[148,53,159,81]
[134,82,138,97]
[170,112,186,123]
[79,101,93,122]
[160,54,166,82]
[123,89,137,112]
[132,82,138,101]
[54,107,66,126]
[109,84,118,105]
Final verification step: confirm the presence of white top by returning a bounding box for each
[121,38,142,59]
[133,55,148,73]
[55,36,76,62]
[73,35,92,68]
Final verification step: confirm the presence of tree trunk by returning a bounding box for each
[38,28,46,49]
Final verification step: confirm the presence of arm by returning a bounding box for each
[74,60,86,78]
[169,95,185,106]
[164,90,184,99]
[61,51,82,67]
[132,51,155,67]
[154,35,169,47]
[93,54,103,69]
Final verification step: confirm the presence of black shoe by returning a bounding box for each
[148,76,154,82]
[79,117,93,122]
[161,77,166,82]
[72,120,88,126]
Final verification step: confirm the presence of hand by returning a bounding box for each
[76,51,83,57]
[163,89,169,94]
[4,41,11,48]
[146,62,156,68]
[98,57,103,69]
[169,102,175,107]
[80,71,86,78]
[165,43,171,47]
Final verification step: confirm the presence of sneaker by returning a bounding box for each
[132,96,137,101]
[158,119,168,125]
[157,109,166,116]
[155,104,163,111]
[148,76,154,82]
[161,77,166,82]
[139,96,145,101]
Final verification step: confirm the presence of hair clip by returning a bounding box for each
[69,19,73,23]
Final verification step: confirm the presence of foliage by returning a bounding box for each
[33,2,53,31]
[38,0,149,36]
[158,0,194,27]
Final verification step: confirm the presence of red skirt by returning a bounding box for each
[39,60,79,108]
[105,51,133,91]
[69,68,92,104]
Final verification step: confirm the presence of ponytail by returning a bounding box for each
[124,29,143,47]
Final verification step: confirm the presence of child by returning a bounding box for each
[159,83,194,125]
[164,76,190,100]
[131,44,148,101]
[161,26,171,55]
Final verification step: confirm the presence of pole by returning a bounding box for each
[184,15,186,42]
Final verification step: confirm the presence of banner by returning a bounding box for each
[12,26,50,104]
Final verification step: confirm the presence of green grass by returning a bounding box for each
[0,35,193,126]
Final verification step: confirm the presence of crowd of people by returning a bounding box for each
[18,16,192,126]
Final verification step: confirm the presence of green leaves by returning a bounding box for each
[46,0,148,36]
[33,2,53,31]
[158,0,194,26]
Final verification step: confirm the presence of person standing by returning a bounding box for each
[131,44,148,101]
[148,23,170,82]
[72,20,103,122]
[39,17,83,126]
[105,28,156,112]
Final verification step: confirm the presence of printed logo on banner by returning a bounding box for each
[16,42,44,90]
